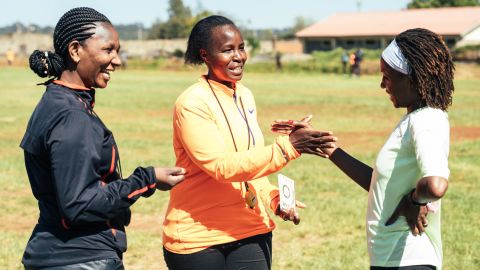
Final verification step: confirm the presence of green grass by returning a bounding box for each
[1,67,479,269]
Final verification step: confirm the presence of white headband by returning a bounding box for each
[381,39,410,75]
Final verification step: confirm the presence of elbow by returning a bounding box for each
[213,171,238,183]
[428,178,449,200]
[61,211,80,226]
[213,162,243,183]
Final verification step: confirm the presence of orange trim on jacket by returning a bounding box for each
[163,76,300,254]
[127,183,157,199]
[53,80,93,91]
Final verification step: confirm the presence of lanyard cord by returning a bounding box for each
[206,79,239,152]
[234,94,255,147]
[69,89,123,179]
[206,79,252,192]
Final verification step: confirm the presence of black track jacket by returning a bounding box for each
[20,81,158,267]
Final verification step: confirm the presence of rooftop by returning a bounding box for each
[296,6,480,38]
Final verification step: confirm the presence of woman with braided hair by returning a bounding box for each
[21,7,185,270]
[273,28,454,269]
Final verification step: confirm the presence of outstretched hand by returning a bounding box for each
[289,128,337,158]
[270,115,313,135]
[271,115,337,158]
[386,191,429,236]
[154,167,187,191]
[275,200,306,225]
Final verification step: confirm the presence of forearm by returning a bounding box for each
[329,147,372,191]
[59,167,157,225]
[198,136,298,183]
[412,176,448,204]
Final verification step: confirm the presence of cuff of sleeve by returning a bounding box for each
[142,166,158,197]
[423,170,450,180]
[275,136,301,162]
[269,189,280,214]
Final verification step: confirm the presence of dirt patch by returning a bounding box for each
[127,213,165,233]
[335,130,389,150]
[451,126,480,141]
[0,214,36,232]
[333,126,480,150]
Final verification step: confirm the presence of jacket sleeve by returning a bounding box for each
[174,98,300,183]
[47,110,157,225]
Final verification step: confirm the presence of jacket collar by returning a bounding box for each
[200,75,238,97]
[51,80,96,108]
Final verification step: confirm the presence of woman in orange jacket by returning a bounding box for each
[162,15,336,270]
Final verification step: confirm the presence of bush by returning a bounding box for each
[244,48,382,75]
[172,49,184,58]
[120,48,384,75]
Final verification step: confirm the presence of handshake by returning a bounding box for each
[270,115,338,158]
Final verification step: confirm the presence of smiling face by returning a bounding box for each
[380,59,421,113]
[202,24,247,88]
[75,22,121,88]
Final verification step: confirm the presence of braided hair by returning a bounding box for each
[29,7,110,78]
[185,15,237,65]
[395,28,455,111]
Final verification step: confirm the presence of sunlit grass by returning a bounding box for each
[1,66,478,269]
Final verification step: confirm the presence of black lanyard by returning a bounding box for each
[206,78,257,209]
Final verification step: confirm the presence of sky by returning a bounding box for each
[2,0,412,29]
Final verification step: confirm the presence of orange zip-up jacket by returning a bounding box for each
[163,76,300,254]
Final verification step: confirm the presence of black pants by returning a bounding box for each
[371,265,436,270]
[164,232,272,270]
[25,259,124,270]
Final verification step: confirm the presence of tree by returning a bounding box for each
[148,0,213,39]
[166,0,192,38]
[281,16,313,39]
[407,0,479,9]
[148,0,192,39]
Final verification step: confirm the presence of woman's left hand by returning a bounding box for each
[386,192,429,236]
[275,200,307,225]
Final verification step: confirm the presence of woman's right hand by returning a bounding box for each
[154,167,187,190]
[271,115,337,158]
[288,123,338,158]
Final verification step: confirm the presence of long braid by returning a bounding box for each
[29,7,110,79]
[395,28,455,111]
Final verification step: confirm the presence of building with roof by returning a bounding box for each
[296,7,480,53]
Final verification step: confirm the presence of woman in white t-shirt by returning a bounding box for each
[272,28,454,270]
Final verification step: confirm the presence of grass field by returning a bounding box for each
[0,67,479,269]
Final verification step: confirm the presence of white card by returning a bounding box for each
[278,174,295,212]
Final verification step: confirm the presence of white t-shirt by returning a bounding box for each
[367,107,450,269]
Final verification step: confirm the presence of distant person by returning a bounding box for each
[349,51,357,77]
[273,28,454,270]
[275,51,283,71]
[341,50,349,75]
[120,51,128,69]
[21,7,185,270]
[163,15,336,270]
[6,48,15,65]
[355,49,364,76]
